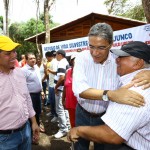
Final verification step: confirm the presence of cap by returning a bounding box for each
[111,41,150,63]
[0,35,20,51]
[56,50,66,57]
[51,50,56,56]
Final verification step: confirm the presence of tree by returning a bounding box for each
[104,0,146,22]
[35,0,40,54]
[142,0,150,23]
[0,16,3,34]
[3,0,9,35]
[9,14,58,60]
[121,5,145,21]
[9,18,45,60]
[104,0,128,14]
[44,0,55,43]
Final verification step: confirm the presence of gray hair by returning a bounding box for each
[88,23,113,44]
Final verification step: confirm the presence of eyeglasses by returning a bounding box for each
[89,44,111,51]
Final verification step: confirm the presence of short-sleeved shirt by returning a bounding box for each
[102,69,150,150]
[48,58,58,87]
[54,58,69,91]
[64,68,77,109]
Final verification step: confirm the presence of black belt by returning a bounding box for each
[78,103,105,117]
[30,92,40,95]
[0,122,26,134]
[122,144,135,150]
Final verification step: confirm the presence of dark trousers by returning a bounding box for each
[30,92,41,126]
[42,82,47,105]
[48,86,57,117]
[75,104,105,150]
[75,104,128,150]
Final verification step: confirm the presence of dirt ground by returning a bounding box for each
[32,106,71,150]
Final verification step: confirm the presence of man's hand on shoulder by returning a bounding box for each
[108,87,145,107]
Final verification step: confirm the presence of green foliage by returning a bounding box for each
[0,16,3,28]
[120,5,145,21]
[104,0,128,14]
[0,16,3,34]
[9,17,59,60]
[104,0,145,21]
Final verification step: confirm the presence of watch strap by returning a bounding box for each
[103,90,109,96]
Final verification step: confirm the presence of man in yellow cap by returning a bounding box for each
[0,35,39,150]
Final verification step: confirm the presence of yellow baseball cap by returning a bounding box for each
[0,35,21,51]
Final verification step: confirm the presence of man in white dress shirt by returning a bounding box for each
[69,41,150,150]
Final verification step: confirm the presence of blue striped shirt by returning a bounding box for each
[102,69,150,150]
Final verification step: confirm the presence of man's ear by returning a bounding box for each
[133,59,144,70]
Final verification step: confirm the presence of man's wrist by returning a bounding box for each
[107,90,113,101]
[41,91,44,95]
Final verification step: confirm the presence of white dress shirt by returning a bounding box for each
[73,50,121,114]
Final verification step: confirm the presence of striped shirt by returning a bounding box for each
[102,69,150,150]
[0,68,35,130]
[73,50,121,113]
[21,64,42,93]
[54,58,69,91]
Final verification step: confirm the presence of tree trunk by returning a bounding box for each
[44,0,55,44]
[36,0,41,54]
[3,0,9,36]
[142,0,150,23]
[44,0,50,44]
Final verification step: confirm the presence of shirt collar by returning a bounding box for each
[26,64,35,70]
[100,52,116,66]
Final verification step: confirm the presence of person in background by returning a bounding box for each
[0,35,39,150]
[21,52,42,144]
[19,54,26,67]
[48,50,70,138]
[71,22,150,150]
[47,51,58,122]
[68,41,150,150]
[36,54,47,133]
[62,53,78,128]
[15,59,20,67]
[45,51,52,106]
[36,54,47,106]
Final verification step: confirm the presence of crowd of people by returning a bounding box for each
[0,22,150,150]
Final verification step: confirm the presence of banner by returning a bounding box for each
[42,37,88,57]
[112,24,150,48]
[42,24,150,57]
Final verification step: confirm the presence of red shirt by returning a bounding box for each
[64,68,77,109]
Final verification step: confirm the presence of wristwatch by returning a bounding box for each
[102,90,109,101]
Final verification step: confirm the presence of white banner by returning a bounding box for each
[42,37,88,57]
[42,24,150,57]
[112,24,150,48]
